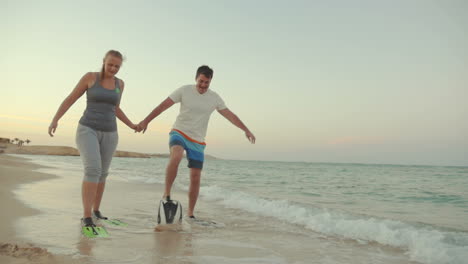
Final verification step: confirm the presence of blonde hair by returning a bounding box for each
[100,50,124,79]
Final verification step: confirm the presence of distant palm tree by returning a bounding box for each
[18,140,24,147]
[26,139,31,145]
[14,138,19,144]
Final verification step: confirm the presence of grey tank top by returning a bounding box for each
[79,73,122,132]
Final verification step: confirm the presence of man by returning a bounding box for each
[139,65,255,218]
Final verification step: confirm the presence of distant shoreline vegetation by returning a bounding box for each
[0,137,219,159]
[0,137,30,146]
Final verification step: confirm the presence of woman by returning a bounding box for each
[48,50,137,227]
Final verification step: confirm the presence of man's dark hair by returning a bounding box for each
[196,65,214,79]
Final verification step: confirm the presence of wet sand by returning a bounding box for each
[0,155,77,263]
[1,154,421,264]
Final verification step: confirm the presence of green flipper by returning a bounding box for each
[82,226,99,238]
[104,219,128,227]
[95,226,109,237]
[82,226,109,238]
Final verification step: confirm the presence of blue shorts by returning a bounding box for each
[169,129,206,169]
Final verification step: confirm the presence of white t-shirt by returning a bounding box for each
[169,85,227,142]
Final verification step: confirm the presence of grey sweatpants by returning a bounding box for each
[76,124,118,183]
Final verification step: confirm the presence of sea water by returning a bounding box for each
[12,154,468,264]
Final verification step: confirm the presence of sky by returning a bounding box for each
[1,0,467,166]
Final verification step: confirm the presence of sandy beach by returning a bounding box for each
[0,154,189,264]
[0,153,430,264]
[0,155,77,263]
[0,154,256,264]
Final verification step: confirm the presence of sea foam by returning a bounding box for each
[201,185,468,264]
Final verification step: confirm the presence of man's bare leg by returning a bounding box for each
[164,145,184,198]
[188,168,201,217]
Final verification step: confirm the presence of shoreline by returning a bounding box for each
[1,143,220,160]
[1,143,151,158]
[0,154,77,263]
[0,154,189,264]
[0,154,438,264]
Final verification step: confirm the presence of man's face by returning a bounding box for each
[195,74,212,94]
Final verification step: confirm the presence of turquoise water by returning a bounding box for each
[13,155,468,264]
[111,157,468,230]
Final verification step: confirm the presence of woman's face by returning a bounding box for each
[103,55,122,77]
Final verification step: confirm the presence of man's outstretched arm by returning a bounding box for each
[218,108,256,143]
[139,97,175,133]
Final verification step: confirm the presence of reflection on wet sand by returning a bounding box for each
[74,223,194,264]
[76,236,95,259]
[153,223,193,263]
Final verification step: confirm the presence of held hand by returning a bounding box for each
[245,131,256,144]
[138,120,148,134]
[48,121,58,137]
[130,123,140,133]
[135,124,145,133]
